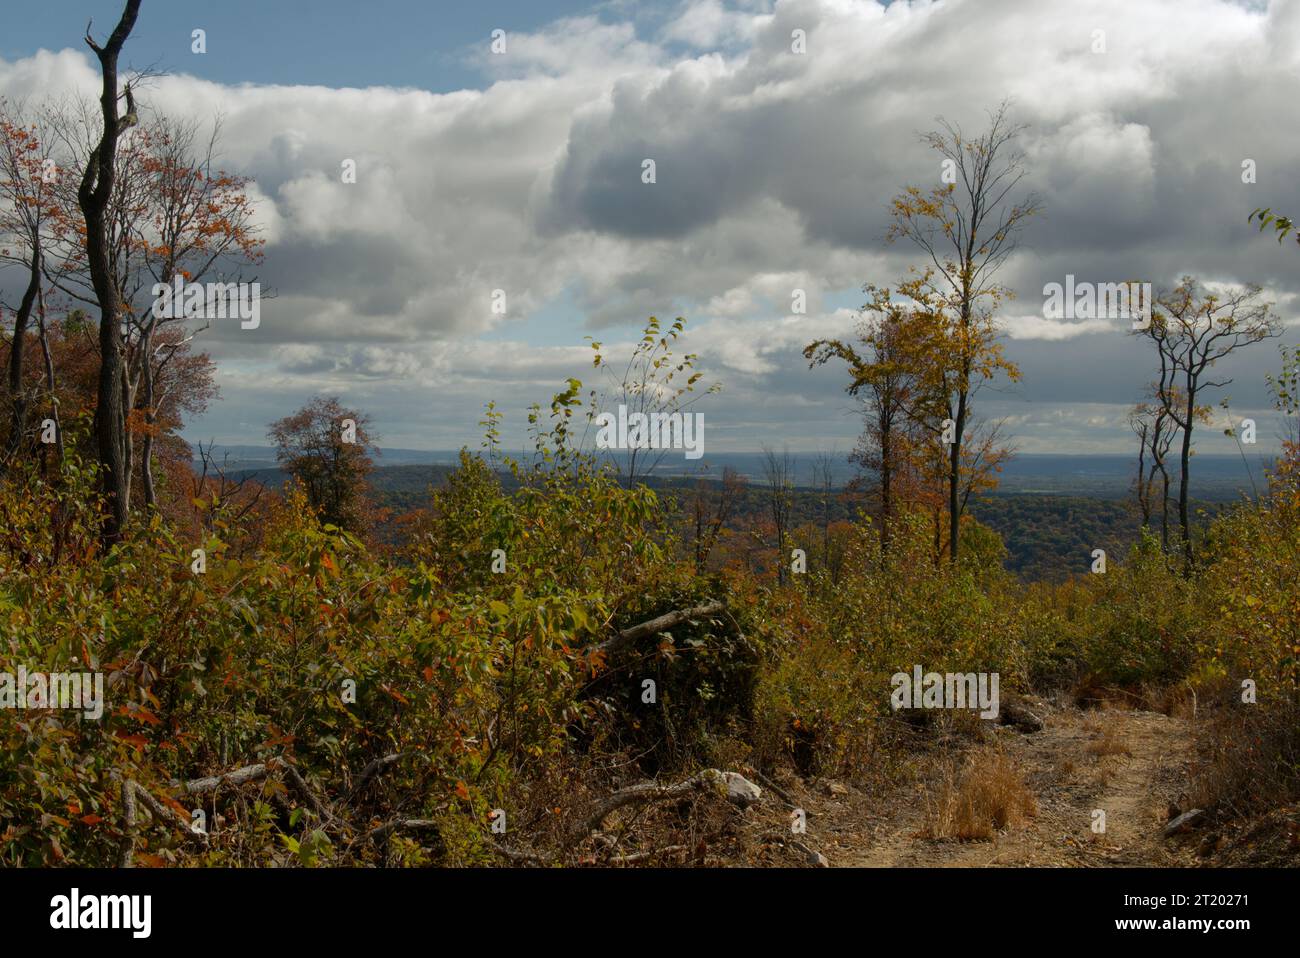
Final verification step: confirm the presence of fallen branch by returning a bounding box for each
[609,844,688,865]
[281,763,348,832]
[489,843,550,865]
[118,778,208,868]
[592,600,726,661]
[184,758,350,834]
[183,758,283,795]
[566,767,754,846]
[346,752,407,805]
[366,818,442,842]
[751,769,800,810]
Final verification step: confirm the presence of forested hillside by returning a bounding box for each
[243,463,1226,582]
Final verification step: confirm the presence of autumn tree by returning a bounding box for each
[130,116,262,507]
[46,105,261,509]
[269,396,378,533]
[0,102,61,469]
[806,288,940,552]
[886,101,1039,562]
[760,443,794,586]
[687,464,744,575]
[1136,277,1280,566]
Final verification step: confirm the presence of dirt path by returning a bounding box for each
[806,704,1200,867]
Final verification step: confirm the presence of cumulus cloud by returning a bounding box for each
[1,0,1297,453]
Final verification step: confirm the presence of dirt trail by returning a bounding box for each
[811,704,1200,867]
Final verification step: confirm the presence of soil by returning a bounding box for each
[745,701,1223,867]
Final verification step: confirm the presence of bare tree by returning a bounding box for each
[1130,383,1207,551]
[48,103,261,509]
[78,0,142,548]
[1130,396,1173,545]
[1137,278,1280,566]
[811,450,836,573]
[887,100,1041,562]
[190,439,266,536]
[688,464,744,574]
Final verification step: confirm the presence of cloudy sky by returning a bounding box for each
[3,0,1299,456]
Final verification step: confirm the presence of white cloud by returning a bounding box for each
[2,0,1296,454]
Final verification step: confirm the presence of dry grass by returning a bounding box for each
[1085,720,1133,758]
[921,749,1038,840]
[1142,681,1197,718]
[1191,698,1300,820]
[1073,674,1144,711]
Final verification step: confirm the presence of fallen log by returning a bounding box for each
[566,768,760,846]
[591,600,727,661]
[183,758,282,795]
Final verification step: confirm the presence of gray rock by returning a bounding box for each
[1163,808,1206,837]
[999,701,1045,733]
[705,770,762,807]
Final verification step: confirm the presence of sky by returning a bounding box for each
[2,0,1299,457]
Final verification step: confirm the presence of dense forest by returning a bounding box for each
[1,0,1298,879]
[275,461,1228,583]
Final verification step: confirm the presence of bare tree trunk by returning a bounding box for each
[140,356,156,508]
[121,363,134,507]
[3,249,40,467]
[1178,390,1195,567]
[35,284,62,471]
[949,387,967,563]
[879,418,892,553]
[1135,429,1149,526]
[1159,465,1170,552]
[78,0,141,550]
